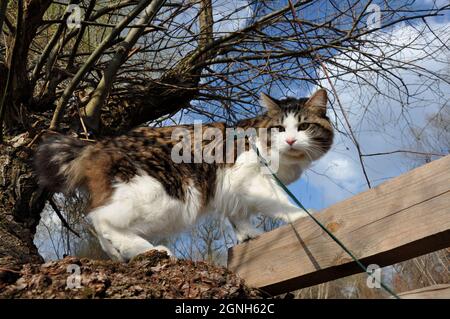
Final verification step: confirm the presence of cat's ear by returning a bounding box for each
[260,92,281,117]
[305,89,327,115]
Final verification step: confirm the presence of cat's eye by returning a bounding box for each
[270,125,285,132]
[298,123,310,131]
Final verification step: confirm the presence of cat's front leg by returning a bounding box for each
[229,216,262,243]
[246,176,310,223]
[272,205,311,223]
[260,196,310,223]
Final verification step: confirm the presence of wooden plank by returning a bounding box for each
[227,155,450,295]
[396,284,450,299]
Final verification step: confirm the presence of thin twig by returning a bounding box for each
[83,0,167,131]
[319,61,372,188]
[67,0,96,69]
[0,267,21,274]
[287,0,372,188]
[361,150,446,157]
[26,130,45,148]
[41,19,167,30]
[30,0,78,87]
[49,0,154,130]
[49,197,81,238]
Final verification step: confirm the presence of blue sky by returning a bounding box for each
[287,17,450,211]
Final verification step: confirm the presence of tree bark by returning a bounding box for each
[0,1,54,275]
[0,134,47,269]
[2,0,52,134]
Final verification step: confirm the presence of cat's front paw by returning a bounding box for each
[236,228,262,243]
[278,209,313,223]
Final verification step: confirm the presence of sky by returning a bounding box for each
[287,17,450,210]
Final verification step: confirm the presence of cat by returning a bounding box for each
[34,89,333,261]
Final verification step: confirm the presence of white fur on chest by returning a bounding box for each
[276,156,310,185]
[211,147,308,218]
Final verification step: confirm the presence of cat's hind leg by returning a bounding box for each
[87,173,202,261]
[89,205,172,262]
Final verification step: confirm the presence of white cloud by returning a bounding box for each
[301,21,450,208]
[323,157,358,181]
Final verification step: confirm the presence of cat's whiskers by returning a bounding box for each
[302,143,326,160]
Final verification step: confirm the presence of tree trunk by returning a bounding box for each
[0,133,47,270]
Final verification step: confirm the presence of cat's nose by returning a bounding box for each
[286,138,297,146]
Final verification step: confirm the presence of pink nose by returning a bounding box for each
[286,138,297,146]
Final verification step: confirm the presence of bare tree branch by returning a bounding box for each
[30,0,80,88]
[83,0,167,131]
[49,0,155,130]
[48,197,81,238]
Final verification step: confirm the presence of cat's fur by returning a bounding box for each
[35,89,333,261]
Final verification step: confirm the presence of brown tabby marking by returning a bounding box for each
[35,93,333,211]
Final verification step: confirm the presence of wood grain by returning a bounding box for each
[396,284,450,299]
[228,155,450,295]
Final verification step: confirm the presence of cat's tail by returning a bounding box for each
[34,133,90,193]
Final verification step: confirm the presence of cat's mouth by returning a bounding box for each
[281,148,306,159]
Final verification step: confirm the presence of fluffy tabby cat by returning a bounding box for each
[35,89,333,261]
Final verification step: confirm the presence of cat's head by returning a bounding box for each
[260,89,334,161]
